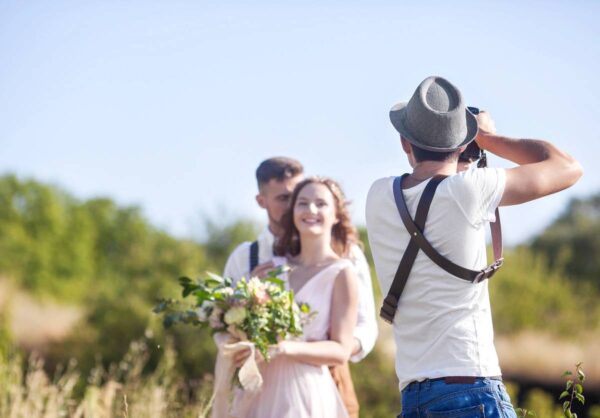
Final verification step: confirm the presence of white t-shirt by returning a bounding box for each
[365,168,506,391]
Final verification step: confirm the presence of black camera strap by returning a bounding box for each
[380,174,504,324]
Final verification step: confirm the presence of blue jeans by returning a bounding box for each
[398,377,518,418]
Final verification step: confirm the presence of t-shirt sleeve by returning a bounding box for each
[449,168,506,228]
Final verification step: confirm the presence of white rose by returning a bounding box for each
[224,306,247,325]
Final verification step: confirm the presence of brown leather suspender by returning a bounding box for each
[380,174,504,324]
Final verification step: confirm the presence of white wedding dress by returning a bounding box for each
[239,259,352,418]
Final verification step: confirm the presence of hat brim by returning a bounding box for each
[389,102,479,152]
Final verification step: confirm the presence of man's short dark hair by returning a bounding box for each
[404,137,458,163]
[256,157,304,187]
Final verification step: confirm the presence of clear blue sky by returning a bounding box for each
[1,0,598,244]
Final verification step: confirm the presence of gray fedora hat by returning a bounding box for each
[389,76,478,151]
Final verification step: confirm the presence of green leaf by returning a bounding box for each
[577,369,585,382]
[566,380,573,390]
[559,391,570,400]
[563,371,573,376]
[206,271,224,282]
[179,276,192,285]
[563,401,570,412]
[265,277,285,287]
[268,265,290,278]
[575,393,585,404]
[575,383,583,394]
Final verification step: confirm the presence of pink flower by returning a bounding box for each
[254,288,271,305]
[248,277,270,305]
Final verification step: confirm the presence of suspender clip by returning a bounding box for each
[379,294,398,324]
[474,258,504,283]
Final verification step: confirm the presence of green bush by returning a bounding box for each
[489,247,599,336]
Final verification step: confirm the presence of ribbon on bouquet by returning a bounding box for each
[211,333,264,418]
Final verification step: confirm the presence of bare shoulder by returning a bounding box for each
[334,263,358,291]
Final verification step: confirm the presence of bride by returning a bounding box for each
[234,176,359,418]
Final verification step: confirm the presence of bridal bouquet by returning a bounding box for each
[154,267,312,361]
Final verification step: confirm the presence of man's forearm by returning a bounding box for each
[477,130,582,205]
[476,132,560,165]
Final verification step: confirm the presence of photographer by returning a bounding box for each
[365,76,582,417]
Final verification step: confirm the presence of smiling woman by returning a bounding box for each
[275,177,359,258]
[229,176,360,418]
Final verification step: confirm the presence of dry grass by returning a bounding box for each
[0,339,214,418]
[496,330,600,389]
[0,279,81,351]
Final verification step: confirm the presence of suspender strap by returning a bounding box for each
[249,241,259,273]
[380,175,446,323]
[395,175,503,284]
[490,207,503,262]
[379,174,505,325]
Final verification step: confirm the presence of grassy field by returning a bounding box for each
[2,175,600,417]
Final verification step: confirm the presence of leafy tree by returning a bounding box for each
[531,194,600,288]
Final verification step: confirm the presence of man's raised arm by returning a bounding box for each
[475,112,583,206]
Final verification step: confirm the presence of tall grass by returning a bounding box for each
[0,338,213,418]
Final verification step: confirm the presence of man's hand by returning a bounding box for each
[250,261,275,279]
[476,111,496,135]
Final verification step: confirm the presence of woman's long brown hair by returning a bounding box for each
[273,177,359,257]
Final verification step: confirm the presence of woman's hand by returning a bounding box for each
[233,344,282,368]
[233,347,253,368]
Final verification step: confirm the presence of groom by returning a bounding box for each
[223,157,378,418]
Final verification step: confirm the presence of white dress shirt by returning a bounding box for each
[223,227,378,362]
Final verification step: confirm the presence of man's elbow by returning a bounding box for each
[571,160,584,185]
[562,158,583,189]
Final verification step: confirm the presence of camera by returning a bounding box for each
[459,106,487,168]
